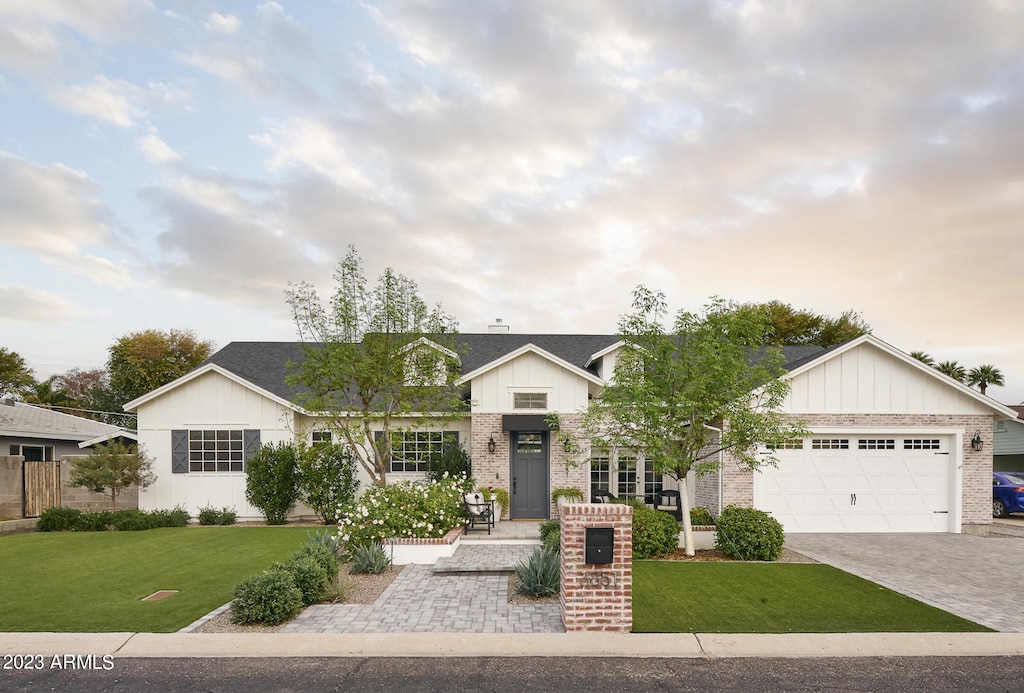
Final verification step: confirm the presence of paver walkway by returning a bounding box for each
[785,532,1024,633]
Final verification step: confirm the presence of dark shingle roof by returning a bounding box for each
[201,336,828,403]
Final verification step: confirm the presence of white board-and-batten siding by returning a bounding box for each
[470,351,591,412]
[784,344,993,415]
[135,370,303,519]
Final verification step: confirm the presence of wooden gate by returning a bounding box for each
[23,460,61,517]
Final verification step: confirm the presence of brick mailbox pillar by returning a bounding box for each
[559,502,633,632]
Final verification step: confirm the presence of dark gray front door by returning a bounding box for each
[511,431,548,519]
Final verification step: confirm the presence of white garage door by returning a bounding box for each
[754,435,953,533]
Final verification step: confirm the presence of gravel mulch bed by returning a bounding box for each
[191,564,403,633]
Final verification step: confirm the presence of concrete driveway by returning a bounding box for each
[785,533,1024,633]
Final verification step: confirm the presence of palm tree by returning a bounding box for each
[22,376,72,409]
[967,364,1004,396]
[934,361,966,383]
[909,351,934,366]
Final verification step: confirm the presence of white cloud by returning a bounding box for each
[137,132,181,165]
[0,285,83,323]
[49,75,148,128]
[205,12,240,35]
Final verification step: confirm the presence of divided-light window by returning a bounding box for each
[513,392,547,409]
[904,439,941,450]
[390,431,448,473]
[812,439,849,450]
[189,430,244,472]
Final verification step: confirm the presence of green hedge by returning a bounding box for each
[714,505,785,561]
[633,505,680,559]
[38,506,190,532]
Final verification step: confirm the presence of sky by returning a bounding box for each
[1,0,1022,405]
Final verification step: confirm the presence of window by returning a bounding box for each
[189,430,244,472]
[858,439,895,450]
[617,451,637,498]
[590,451,610,493]
[516,433,543,454]
[768,439,804,450]
[812,439,849,450]
[311,430,332,445]
[643,465,663,502]
[390,431,448,473]
[904,439,940,450]
[19,445,54,462]
[513,392,547,409]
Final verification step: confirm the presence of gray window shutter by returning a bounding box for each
[171,430,188,474]
[243,430,261,469]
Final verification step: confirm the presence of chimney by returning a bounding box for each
[488,318,510,334]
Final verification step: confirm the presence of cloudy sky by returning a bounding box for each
[1,0,1022,404]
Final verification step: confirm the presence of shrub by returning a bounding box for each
[76,511,113,532]
[538,519,561,553]
[715,505,785,561]
[110,509,153,531]
[306,529,344,562]
[148,506,190,528]
[276,554,330,606]
[297,442,360,525]
[198,505,237,525]
[38,506,82,532]
[350,542,391,575]
[633,505,679,559]
[245,442,301,524]
[425,437,471,483]
[551,487,584,503]
[514,549,559,597]
[477,487,510,514]
[690,507,715,526]
[296,542,340,579]
[231,567,303,625]
[337,475,469,552]
[324,573,351,604]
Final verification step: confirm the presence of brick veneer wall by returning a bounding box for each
[720,413,994,531]
[559,502,633,632]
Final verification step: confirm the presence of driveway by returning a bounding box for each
[785,533,1024,633]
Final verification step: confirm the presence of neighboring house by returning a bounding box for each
[0,399,139,517]
[124,330,1017,534]
[994,406,1024,472]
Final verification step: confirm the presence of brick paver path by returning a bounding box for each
[785,533,1024,632]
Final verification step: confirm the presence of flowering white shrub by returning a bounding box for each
[336,473,471,551]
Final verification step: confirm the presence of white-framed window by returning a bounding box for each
[12,444,54,461]
[858,439,895,450]
[643,466,663,501]
[189,430,244,472]
[904,439,941,450]
[389,431,457,473]
[513,392,548,409]
[616,451,638,498]
[590,451,610,493]
[311,430,332,445]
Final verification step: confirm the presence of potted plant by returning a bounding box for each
[478,486,510,521]
[551,487,584,510]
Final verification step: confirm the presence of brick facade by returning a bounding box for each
[559,502,632,632]
[719,413,994,532]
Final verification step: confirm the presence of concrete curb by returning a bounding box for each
[3,632,1024,658]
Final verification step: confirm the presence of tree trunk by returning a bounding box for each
[679,475,695,557]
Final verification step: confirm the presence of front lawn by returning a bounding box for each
[0,527,313,632]
[633,562,992,633]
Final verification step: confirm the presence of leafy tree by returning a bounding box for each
[584,288,808,556]
[285,246,464,485]
[742,301,870,347]
[54,368,133,427]
[0,347,34,397]
[934,360,966,383]
[245,441,302,524]
[68,441,156,510]
[909,351,934,366]
[22,376,72,409]
[297,442,360,525]
[968,364,1004,396]
[107,329,215,405]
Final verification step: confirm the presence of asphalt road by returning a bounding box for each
[3,657,1023,692]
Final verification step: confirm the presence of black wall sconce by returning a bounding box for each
[970,431,984,452]
[487,433,497,454]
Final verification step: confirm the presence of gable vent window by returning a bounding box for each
[812,439,849,450]
[904,439,941,450]
[858,439,895,450]
[513,392,548,409]
[189,430,244,472]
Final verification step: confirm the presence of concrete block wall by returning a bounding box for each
[559,502,633,632]
[60,455,140,512]
[0,457,22,517]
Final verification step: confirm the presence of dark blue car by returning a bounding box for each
[993,472,1024,518]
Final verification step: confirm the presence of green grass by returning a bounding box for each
[633,562,992,633]
[0,527,313,632]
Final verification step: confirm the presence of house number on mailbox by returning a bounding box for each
[582,573,616,587]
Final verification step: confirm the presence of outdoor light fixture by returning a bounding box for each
[488,434,496,454]
[971,431,984,452]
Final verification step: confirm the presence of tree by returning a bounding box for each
[909,351,934,366]
[584,288,808,556]
[297,442,360,524]
[0,347,34,398]
[107,329,215,405]
[968,364,1004,396]
[934,360,966,383]
[68,441,156,510]
[22,376,72,409]
[285,246,464,486]
[742,301,871,348]
[54,368,132,426]
[245,441,302,524]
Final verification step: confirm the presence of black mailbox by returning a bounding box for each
[585,527,614,565]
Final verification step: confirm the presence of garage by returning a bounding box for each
[754,435,954,533]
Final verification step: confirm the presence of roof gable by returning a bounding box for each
[457,343,606,386]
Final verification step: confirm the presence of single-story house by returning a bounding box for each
[994,406,1024,472]
[0,398,139,517]
[124,329,1017,534]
